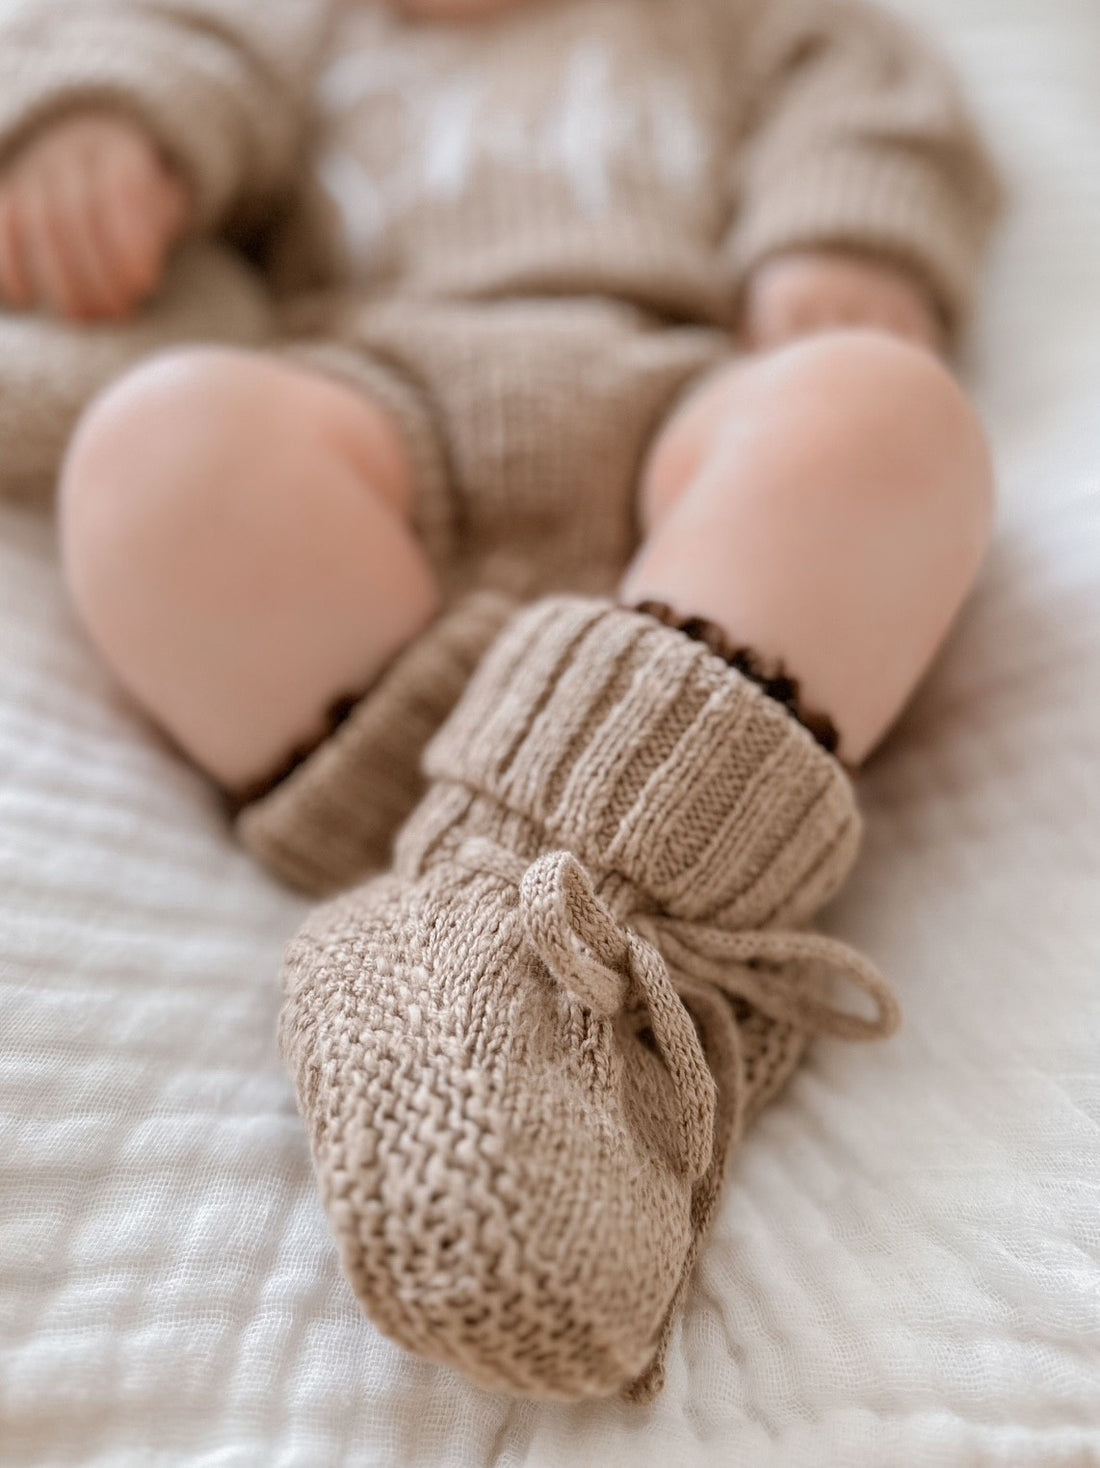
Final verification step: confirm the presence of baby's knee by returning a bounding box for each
[798,330,978,428]
[63,345,273,494]
[643,330,994,537]
[58,347,279,637]
[781,330,994,521]
[62,346,266,532]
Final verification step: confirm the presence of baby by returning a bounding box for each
[0,0,999,1401]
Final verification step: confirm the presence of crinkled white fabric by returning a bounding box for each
[2,1,1100,1463]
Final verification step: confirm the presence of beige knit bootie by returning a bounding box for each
[236,589,515,895]
[280,597,899,1401]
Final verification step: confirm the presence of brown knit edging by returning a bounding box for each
[632,601,841,756]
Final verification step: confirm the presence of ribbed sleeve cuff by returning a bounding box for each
[727,151,998,338]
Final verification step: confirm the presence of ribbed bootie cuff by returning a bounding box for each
[425,597,861,929]
[631,600,841,756]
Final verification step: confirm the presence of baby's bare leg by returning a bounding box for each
[60,348,440,793]
[623,330,994,765]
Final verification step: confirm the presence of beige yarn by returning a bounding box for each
[281,598,899,1401]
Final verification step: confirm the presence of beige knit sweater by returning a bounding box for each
[0,0,998,338]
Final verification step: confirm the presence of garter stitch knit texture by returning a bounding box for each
[281,599,899,1400]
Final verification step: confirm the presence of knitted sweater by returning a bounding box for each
[0,0,1000,337]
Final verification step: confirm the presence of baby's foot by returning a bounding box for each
[280,597,899,1398]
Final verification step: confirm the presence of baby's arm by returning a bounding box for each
[0,0,337,322]
[729,0,1001,352]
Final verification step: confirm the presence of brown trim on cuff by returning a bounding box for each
[631,600,841,756]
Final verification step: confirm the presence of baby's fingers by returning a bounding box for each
[18,173,89,319]
[95,156,188,309]
[47,160,136,319]
[745,295,808,351]
[831,297,940,350]
[880,301,943,351]
[0,189,33,309]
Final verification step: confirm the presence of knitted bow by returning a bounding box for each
[458,839,901,1182]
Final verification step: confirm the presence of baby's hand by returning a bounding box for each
[0,111,191,323]
[743,250,944,354]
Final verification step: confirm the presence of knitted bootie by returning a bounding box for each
[280,597,899,1400]
[236,589,515,895]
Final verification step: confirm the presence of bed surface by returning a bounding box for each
[2,1,1099,1463]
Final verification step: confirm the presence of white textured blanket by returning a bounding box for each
[2,1,1099,1463]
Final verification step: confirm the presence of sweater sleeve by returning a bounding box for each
[725,0,1002,337]
[0,0,338,234]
